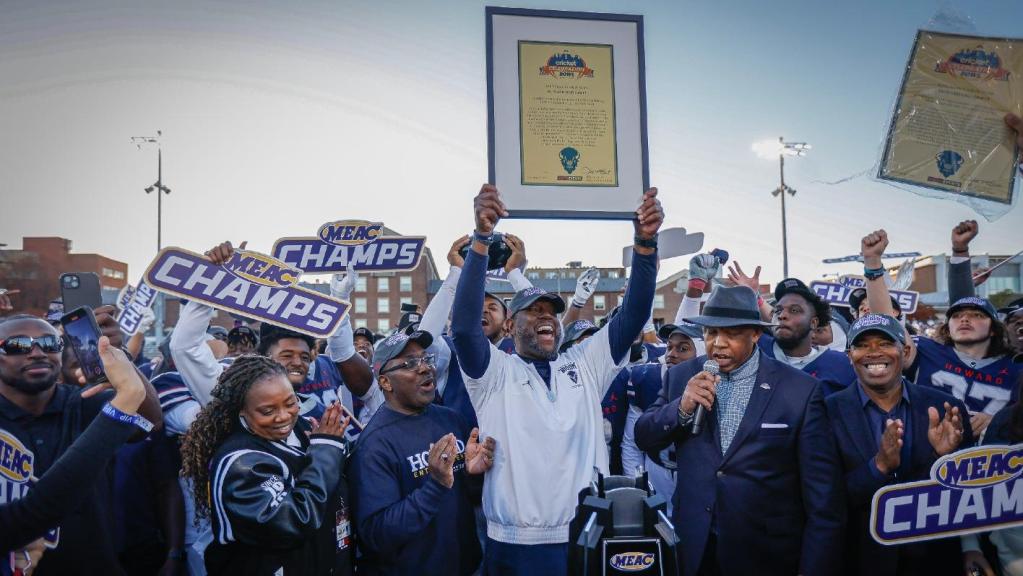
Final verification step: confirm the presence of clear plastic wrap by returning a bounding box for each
[876,9,1021,220]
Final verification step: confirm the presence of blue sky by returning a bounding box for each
[1,0,1021,287]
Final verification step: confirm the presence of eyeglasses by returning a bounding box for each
[380,353,436,375]
[0,335,65,355]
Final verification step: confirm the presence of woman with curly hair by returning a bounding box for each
[180,355,352,576]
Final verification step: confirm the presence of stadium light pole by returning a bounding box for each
[130,131,171,342]
[753,137,810,278]
[131,131,171,251]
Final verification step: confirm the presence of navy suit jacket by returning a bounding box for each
[825,381,974,576]
[634,352,845,576]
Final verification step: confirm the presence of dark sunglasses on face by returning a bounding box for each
[0,335,65,355]
[380,353,436,375]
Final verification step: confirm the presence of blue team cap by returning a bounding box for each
[373,330,433,375]
[948,297,998,321]
[847,314,905,349]
[657,321,703,341]
[509,287,566,316]
[562,320,599,350]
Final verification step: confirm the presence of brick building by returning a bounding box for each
[0,237,128,317]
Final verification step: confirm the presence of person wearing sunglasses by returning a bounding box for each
[350,329,495,576]
[0,314,163,575]
[2,336,148,573]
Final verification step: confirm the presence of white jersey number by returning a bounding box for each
[930,371,1010,415]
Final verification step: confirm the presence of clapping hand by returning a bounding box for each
[928,402,965,457]
[875,419,904,476]
[428,433,458,489]
[464,428,496,475]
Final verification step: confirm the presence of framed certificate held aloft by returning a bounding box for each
[879,30,1022,204]
[486,7,648,219]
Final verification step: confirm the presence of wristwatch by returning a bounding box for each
[634,234,658,249]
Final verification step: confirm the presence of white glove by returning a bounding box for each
[688,253,721,291]
[137,307,156,333]
[330,262,359,301]
[572,267,600,308]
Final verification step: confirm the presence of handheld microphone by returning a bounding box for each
[692,360,719,434]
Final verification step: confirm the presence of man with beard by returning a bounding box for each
[760,278,857,396]
[825,314,971,576]
[451,184,662,574]
[860,229,1022,436]
[0,314,162,574]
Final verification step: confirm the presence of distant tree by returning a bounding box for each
[990,290,1023,310]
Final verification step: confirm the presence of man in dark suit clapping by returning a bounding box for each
[635,285,845,576]
[826,314,971,576]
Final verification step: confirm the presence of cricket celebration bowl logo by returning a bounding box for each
[539,52,594,79]
[935,46,1010,81]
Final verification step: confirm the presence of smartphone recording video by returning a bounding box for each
[60,307,107,385]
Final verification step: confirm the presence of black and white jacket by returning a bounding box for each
[204,418,352,576]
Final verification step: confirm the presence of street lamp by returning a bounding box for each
[753,137,810,278]
[130,131,171,342]
[131,131,171,252]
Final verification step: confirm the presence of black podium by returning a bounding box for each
[569,469,679,576]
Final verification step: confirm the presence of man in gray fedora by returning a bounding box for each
[635,285,845,576]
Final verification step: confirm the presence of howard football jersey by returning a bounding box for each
[910,336,1022,415]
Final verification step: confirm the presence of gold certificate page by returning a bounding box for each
[518,41,618,186]
[882,31,1022,203]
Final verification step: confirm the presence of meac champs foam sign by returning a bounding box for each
[143,247,349,338]
[116,280,158,335]
[272,220,426,273]
[871,443,1023,544]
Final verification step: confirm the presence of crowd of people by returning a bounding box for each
[1,117,1022,576]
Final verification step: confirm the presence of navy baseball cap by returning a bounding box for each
[847,314,905,348]
[562,320,599,349]
[207,326,229,340]
[999,297,1023,320]
[948,296,998,321]
[396,311,422,334]
[373,330,433,374]
[657,321,703,341]
[353,326,377,342]
[509,287,566,316]
[484,291,508,314]
[848,288,900,314]
[774,278,816,304]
